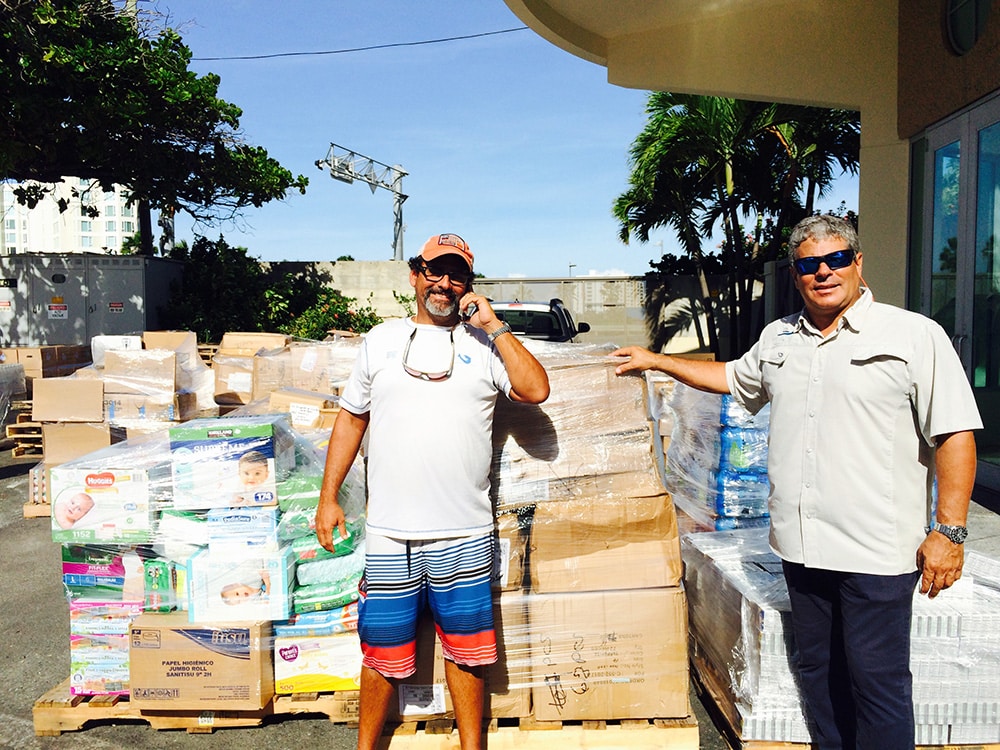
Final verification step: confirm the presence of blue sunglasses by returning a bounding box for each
[792,248,856,276]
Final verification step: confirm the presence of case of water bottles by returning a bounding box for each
[661,381,771,529]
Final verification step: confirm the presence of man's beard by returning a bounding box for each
[422,287,458,319]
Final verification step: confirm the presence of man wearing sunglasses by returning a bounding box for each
[612,215,980,749]
[316,233,549,750]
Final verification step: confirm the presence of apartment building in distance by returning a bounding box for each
[1,178,137,256]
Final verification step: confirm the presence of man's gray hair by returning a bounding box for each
[788,215,860,255]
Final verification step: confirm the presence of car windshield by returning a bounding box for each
[495,309,558,339]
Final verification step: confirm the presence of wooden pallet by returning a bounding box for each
[22,501,51,518]
[35,680,698,747]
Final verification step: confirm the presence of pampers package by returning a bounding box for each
[169,415,296,509]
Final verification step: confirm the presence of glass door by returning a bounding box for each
[921,95,1000,469]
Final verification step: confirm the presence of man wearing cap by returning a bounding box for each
[317,233,549,750]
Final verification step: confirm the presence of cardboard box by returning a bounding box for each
[42,422,112,464]
[103,391,197,424]
[528,587,690,721]
[50,464,154,543]
[17,346,60,378]
[392,591,533,721]
[168,415,295,509]
[142,330,198,352]
[214,356,255,405]
[185,545,295,623]
[268,387,338,430]
[0,347,17,365]
[274,631,363,694]
[129,612,274,711]
[529,487,683,593]
[103,349,178,395]
[32,378,104,423]
[494,512,528,591]
[91,334,143,368]
[57,344,92,367]
[217,332,290,357]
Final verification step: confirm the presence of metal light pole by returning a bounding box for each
[316,143,408,260]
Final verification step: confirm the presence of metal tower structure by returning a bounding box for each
[315,143,408,260]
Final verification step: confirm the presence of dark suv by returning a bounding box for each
[490,298,591,343]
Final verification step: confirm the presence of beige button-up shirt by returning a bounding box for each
[726,289,982,575]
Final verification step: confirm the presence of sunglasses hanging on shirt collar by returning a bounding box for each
[402,326,455,381]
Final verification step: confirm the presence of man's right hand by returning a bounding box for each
[611,346,662,376]
[315,496,348,553]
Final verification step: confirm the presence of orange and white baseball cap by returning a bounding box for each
[420,233,474,271]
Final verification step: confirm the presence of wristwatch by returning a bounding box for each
[488,323,513,342]
[925,522,969,544]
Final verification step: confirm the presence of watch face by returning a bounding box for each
[941,525,969,543]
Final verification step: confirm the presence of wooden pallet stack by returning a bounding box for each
[5,402,41,460]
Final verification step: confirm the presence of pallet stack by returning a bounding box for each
[32,340,699,747]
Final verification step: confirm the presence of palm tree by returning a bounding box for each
[615,93,860,357]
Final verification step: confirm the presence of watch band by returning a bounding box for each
[488,323,512,342]
[925,522,969,544]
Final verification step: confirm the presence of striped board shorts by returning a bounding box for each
[358,532,497,679]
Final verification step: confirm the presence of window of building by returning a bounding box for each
[81,236,93,248]
[106,220,116,232]
[4,219,14,230]
[80,220,92,232]
[122,220,135,232]
[105,205,116,217]
[947,0,992,55]
[122,206,134,217]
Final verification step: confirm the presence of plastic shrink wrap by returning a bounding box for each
[649,377,771,530]
[43,337,694,724]
[684,527,1000,744]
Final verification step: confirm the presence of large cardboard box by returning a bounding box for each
[129,612,274,711]
[528,587,690,721]
[32,378,104,423]
[528,481,683,593]
[103,350,178,395]
[42,422,111,464]
[392,591,532,721]
[142,330,198,352]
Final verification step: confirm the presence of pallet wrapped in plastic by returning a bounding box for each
[684,527,1000,744]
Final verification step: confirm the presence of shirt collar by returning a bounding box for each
[794,287,872,335]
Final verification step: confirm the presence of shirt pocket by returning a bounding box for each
[757,346,789,400]
[846,344,912,401]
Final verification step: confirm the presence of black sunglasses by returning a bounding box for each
[792,248,856,276]
[418,264,473,287]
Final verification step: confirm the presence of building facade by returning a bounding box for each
[501,0,1000,488]
[1,178,137,256]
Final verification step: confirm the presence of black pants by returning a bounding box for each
[782,561,921,750]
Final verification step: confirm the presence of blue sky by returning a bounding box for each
[154,0,857,278]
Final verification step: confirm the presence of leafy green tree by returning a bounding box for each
[616,93,859,357]
[1,0,308,252]
[159,238,382,342]
[160,235,272,342]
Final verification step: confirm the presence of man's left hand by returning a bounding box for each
[916,531,965,598]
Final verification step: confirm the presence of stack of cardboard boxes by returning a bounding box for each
[41,336,696,731]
